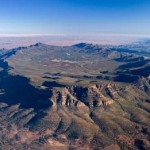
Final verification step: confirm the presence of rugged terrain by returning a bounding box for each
[0,41,150,150]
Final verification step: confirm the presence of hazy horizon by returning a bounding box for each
[0,34,147,49]
[0,0,150,48]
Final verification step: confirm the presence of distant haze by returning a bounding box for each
[0,34,145,49]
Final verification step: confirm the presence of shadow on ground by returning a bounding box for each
[0,59,52,110]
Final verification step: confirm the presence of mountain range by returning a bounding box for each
[0,41,150,150]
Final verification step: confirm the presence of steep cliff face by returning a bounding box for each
[50,81,150,110]
[49,84,119,111]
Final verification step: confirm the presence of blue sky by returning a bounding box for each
[0,0,150,36]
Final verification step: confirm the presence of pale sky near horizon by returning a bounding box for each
[0,0,150,37]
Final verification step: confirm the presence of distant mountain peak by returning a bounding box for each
[73,43,93,48]
[29,42,46,48]
[33,42,44,47]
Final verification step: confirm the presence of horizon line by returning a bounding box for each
[0,33,150,38]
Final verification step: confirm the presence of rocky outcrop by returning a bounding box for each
[49,84,116,111]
